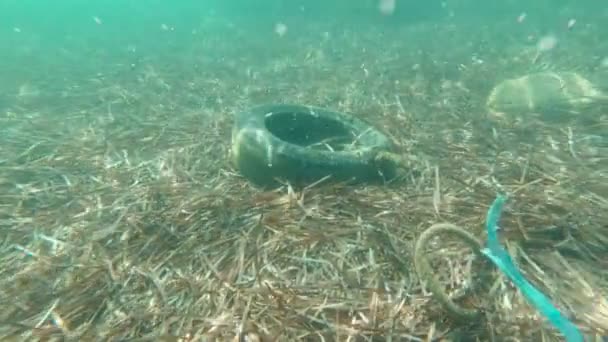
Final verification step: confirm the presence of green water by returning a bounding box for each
[0,1,607,340]
[2,1,607,123]
[1,0,606,234]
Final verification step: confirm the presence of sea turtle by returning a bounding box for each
[486,71,608,121]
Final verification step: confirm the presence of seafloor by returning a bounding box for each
[0,7,606,342]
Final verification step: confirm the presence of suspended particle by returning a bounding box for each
[567,19,576,30]
[517,13,526,23]
[379,0,396,16]
[274,22,287,37]
[537,34,557,52]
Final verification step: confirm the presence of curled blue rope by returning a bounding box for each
[481,195,584,342]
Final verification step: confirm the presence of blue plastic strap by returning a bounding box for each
[482,195,584,342]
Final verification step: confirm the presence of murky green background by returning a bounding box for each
[1,0,607,183]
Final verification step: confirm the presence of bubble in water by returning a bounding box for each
[537,34,557,52]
